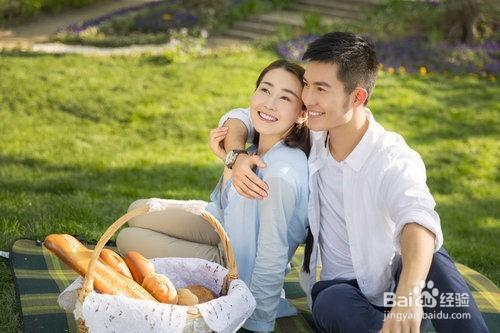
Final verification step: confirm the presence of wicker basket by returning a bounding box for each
[75,205,240,332]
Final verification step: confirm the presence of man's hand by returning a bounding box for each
[232,154,269,200]
[380,293,423,333]
[380,223,435,332]
[209,127,229,161]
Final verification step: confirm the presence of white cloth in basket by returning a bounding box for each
[58,257,256,333]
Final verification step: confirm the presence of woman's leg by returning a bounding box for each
[116,226,224,264]
[127,199,220,245]
[115,199,225,265]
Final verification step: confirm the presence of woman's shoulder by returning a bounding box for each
[263,143,308,181]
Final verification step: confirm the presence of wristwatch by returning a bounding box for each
[224,149,248,169]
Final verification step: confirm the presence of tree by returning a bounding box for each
[444,0,482,44]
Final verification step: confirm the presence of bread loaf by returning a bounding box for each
[43,234,156,302]
[123,251,179,304]
[123,251,155,285]
[142,273,178,304]
[99,248,133,279]
[177,288,199,306]
[186,284,217,303]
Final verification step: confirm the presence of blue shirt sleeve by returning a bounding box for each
[244,177,297,331]
[205,175,225,224]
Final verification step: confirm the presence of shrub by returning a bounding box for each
[364,0,497,45]
[0,0,102,23]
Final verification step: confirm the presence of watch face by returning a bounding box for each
[225,151,236,166]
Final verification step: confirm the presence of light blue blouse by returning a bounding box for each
[206,141,309,332]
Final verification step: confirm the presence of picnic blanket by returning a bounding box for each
[8,238,500,332]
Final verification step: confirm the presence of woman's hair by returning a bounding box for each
[252,59,310,157]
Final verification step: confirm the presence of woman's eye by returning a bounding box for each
[281,96,291,102]
[260,88,270,94]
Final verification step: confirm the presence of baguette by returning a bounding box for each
[44,234,156,302]
[99,248,133,279]
[142,273,178,304]
[124,251,178,304]
[123,251,155,285]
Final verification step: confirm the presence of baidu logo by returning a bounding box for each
[383,280,469,308]
[420,280,439,308]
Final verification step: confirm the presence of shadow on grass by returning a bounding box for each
[0,154,220,197]
[0,154,222,248]
[0,50,68,58]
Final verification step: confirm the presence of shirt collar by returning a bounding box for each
[343,110,383,172]
[312,109,384,173]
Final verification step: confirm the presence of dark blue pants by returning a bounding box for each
[311,247,489,332]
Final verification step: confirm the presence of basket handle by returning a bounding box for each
[200,211,239,294]
[78,205,149,301]
[78,205,239,302]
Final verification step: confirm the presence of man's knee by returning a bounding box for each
[312,283,359,331]
[311,280,330,304]
[427,247,465,287]
[432,247,453,266]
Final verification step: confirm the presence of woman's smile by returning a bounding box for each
[257,111,278,122]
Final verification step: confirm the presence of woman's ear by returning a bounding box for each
[296,110,308,125]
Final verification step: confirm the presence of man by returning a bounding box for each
[214,32,488,332]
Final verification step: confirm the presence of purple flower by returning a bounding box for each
[277,35,499,75]
[276,35,319,62]
[57,1,182,34]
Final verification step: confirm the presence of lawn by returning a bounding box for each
[0,47,498,331]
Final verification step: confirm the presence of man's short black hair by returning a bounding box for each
[302,32,379,105]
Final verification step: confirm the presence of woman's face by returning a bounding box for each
[250,68,305,137]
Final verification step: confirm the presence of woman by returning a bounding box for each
[116,59,310,332]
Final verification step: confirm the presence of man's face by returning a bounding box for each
[302,62,354,132]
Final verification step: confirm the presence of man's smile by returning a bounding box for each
[308,110,325,117]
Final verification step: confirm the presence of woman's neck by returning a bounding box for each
[257,133,282,156]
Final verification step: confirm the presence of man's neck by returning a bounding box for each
[328,107,369,162]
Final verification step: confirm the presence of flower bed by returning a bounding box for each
[52,1,206,47]
[277,35,500,76]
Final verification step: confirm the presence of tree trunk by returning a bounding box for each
[444,0,481,44]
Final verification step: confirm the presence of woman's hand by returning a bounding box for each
[209,127,229,161]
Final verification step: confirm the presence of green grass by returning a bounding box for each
[0,47,498,331]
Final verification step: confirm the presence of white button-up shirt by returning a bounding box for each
[317,154,356,281]
[220,108,444,307]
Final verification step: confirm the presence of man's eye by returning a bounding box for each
[317,87,325,92]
